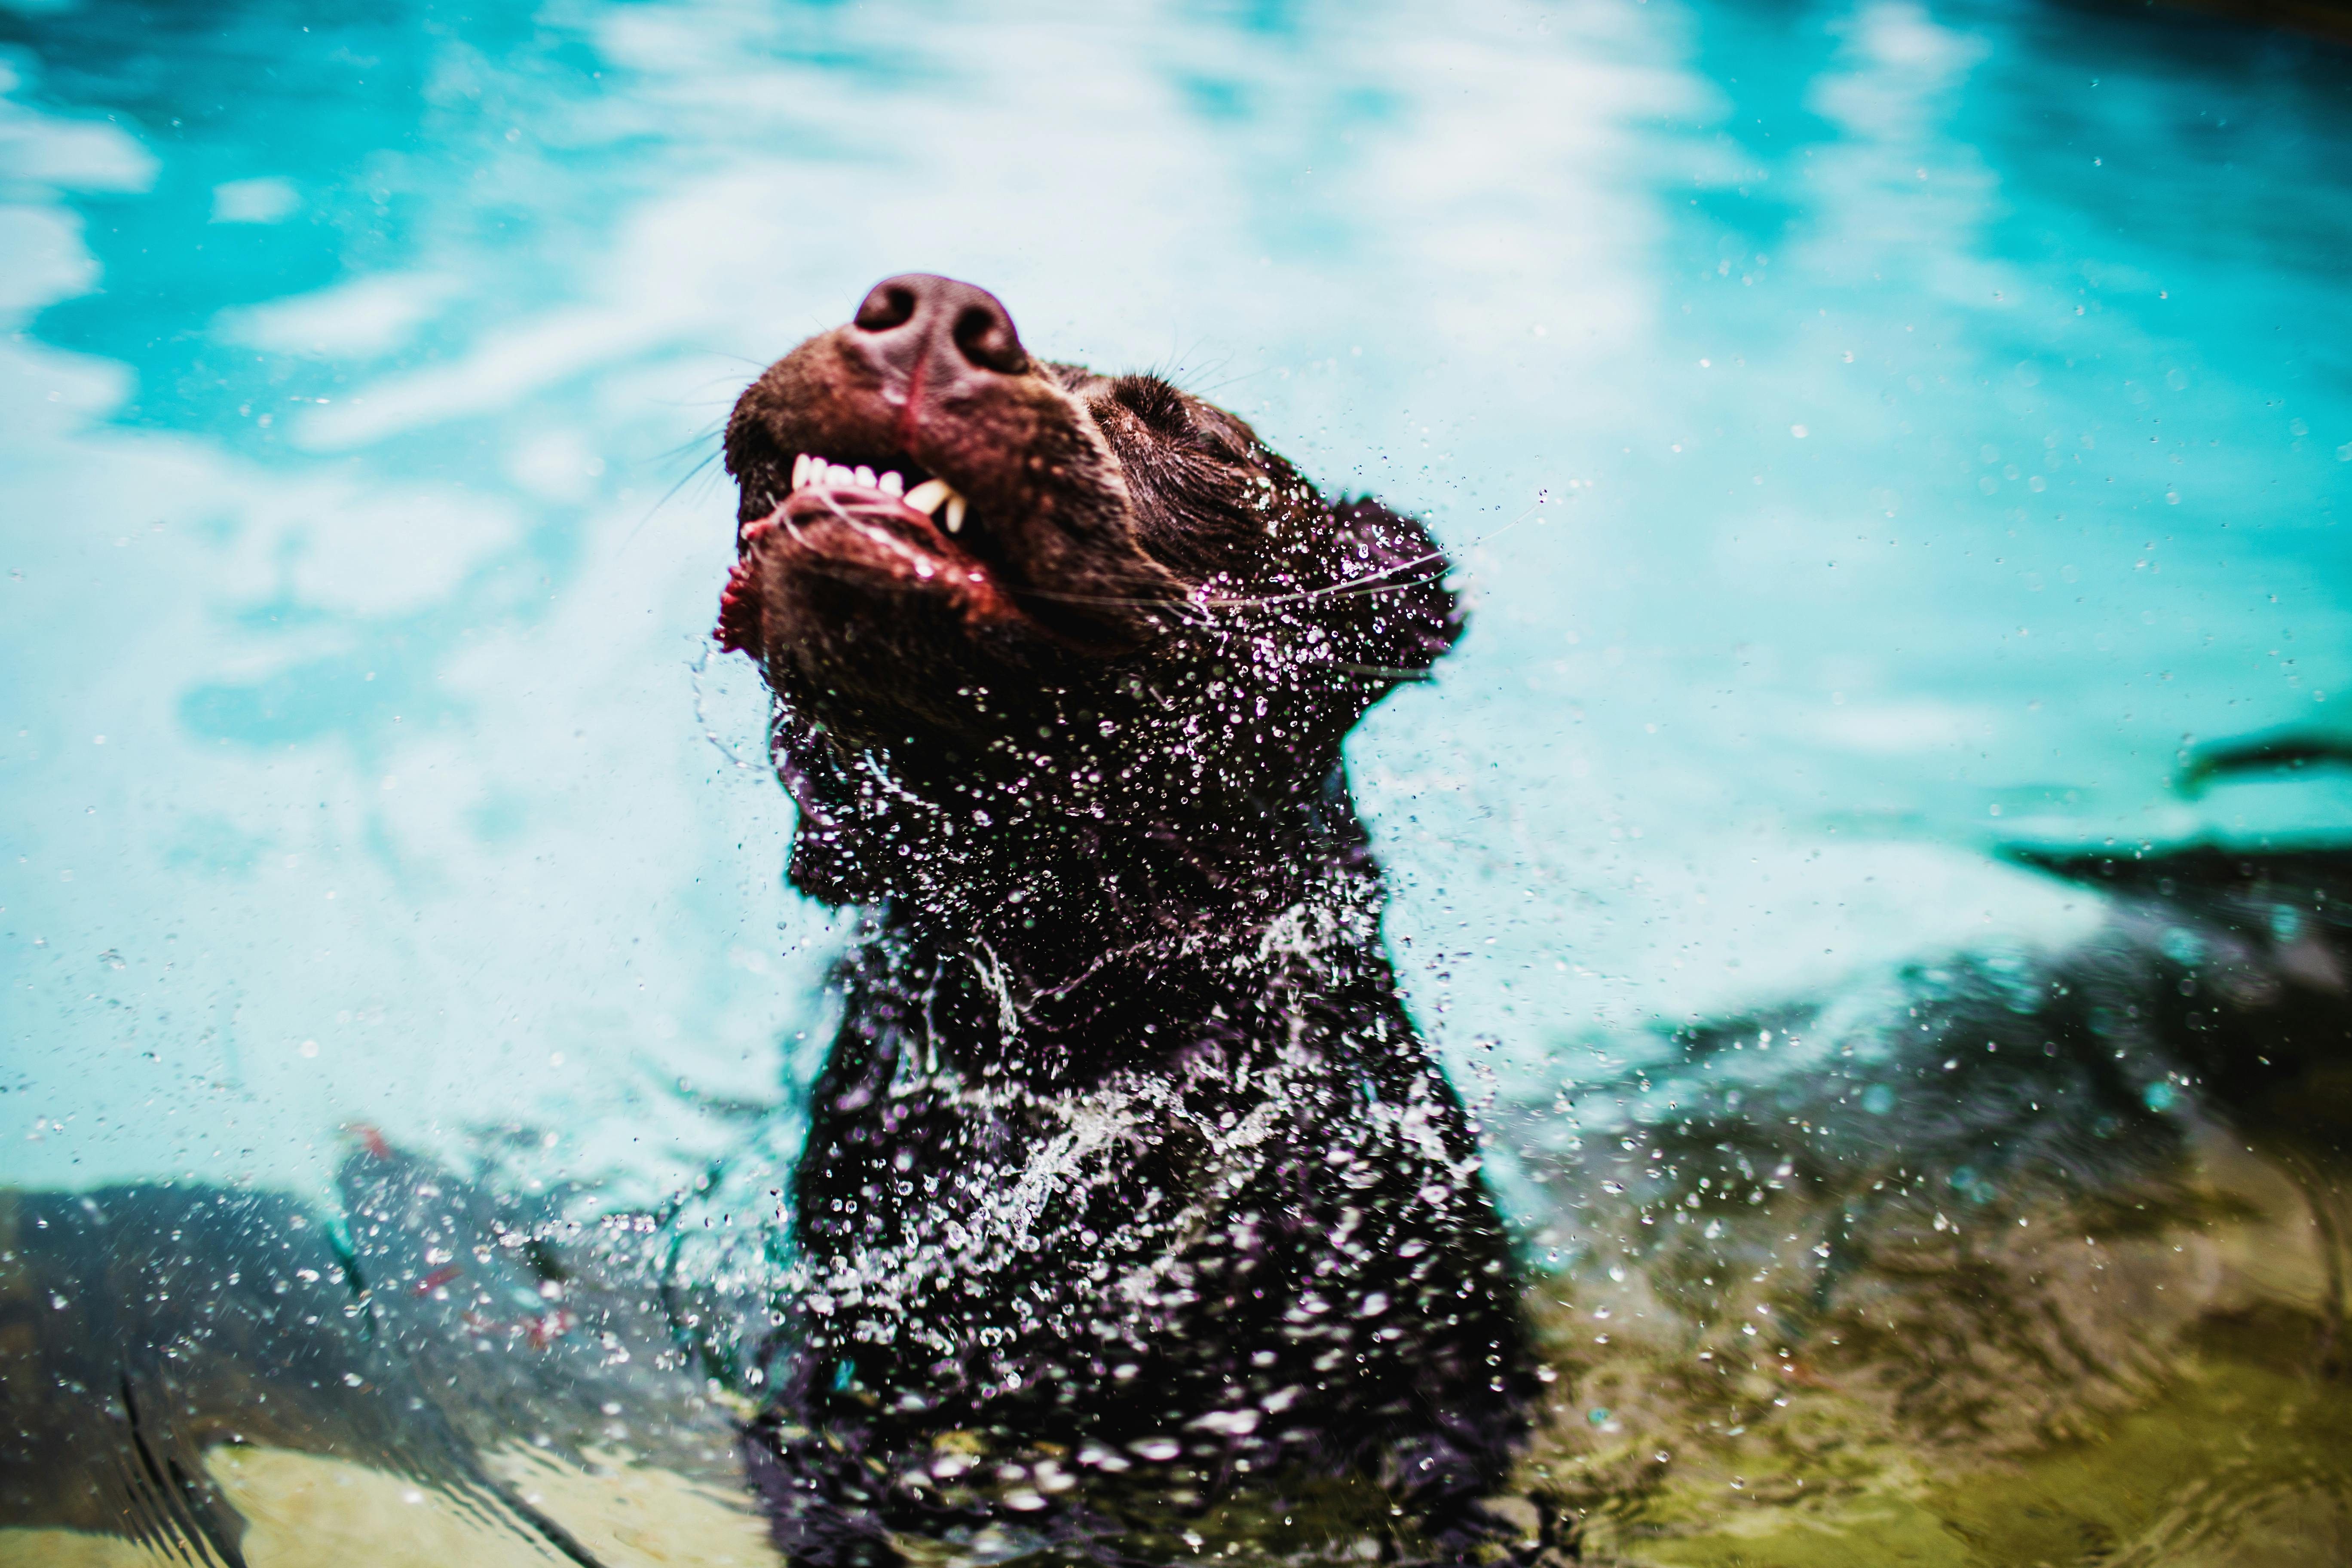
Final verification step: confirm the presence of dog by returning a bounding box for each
[715,276,1540,1564]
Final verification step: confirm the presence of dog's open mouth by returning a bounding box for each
[785,453,971,536]
[717,438,1039,658]
[718,275,1261,674]
[742,450,988,580]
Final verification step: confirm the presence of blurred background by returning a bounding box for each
[2,0,2347,1215]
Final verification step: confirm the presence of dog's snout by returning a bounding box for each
[851,274,1030,381]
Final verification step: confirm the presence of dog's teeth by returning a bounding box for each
[878,471,904,496]
[854,465,876,489]
[827,463,856,487]
[791,453,812,490]
[904,479,950,516]
[943,493,967,534]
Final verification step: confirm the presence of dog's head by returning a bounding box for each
[720,276,1461,911]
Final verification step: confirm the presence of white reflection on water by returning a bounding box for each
[0,0,2347,1194]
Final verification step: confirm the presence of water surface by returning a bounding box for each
[3,0,2350,1562]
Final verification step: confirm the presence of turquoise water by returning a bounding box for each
[6,0,2346,1196]
[3,1,2352,1559]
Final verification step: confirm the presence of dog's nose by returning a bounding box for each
[850,274,1030,381]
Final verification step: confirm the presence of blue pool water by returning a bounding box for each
[6,0,2346,1198]
[3,1,2352,1559]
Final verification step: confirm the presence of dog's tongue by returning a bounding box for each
[715,543,766,653]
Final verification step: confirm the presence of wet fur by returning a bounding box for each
[718,279,1539,1563]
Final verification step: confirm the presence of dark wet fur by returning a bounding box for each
[716,278,1539,1563]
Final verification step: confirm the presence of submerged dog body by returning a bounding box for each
[718,276,1534,1561]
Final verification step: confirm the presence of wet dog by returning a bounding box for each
[715,276,1538,1563]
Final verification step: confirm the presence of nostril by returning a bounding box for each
[952,303,1028,374]
[854,283,918,333]
[847,274,1030,380]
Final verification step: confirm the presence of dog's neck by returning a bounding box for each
[800,757,1406,1081]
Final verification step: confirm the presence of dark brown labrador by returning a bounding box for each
[718,276,1537,1565]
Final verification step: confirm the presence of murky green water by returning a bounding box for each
[3,0,2349,1561]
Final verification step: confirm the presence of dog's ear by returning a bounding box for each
[1311,496,1465,683]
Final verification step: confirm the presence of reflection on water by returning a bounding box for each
[8,842,2350,1562]
[2,0,2349,1560]
[1514,843,2352,1562]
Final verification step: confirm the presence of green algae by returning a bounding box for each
[1504,1130,2352,1567]
[1573,1337,2351,1566]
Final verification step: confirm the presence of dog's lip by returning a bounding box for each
[731,416,1179,649]
[759,485,975,569]
[738,478,1037,626]
[740,450,980,553]
[717,480,1019,654]
[788,453,970,532]
[739,441,1047,600]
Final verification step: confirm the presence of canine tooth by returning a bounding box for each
[903,479,950,516]
[827,463,857,487]
[854,465,876,489]
[791,453,812,490]
[943,493,967,534]
[878,471,904,496]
